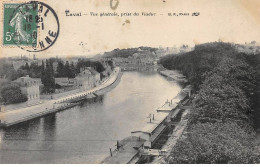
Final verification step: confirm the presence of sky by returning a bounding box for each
[1,0,260,58]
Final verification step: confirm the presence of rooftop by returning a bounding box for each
[55,77,69,82]
[77,67,99,77]
[12,75,39,85]
[157,99,179,112]
[88,68,99,75]
[131,112,169,134]
[102,136,145,164]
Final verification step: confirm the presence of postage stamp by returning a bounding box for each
[2,1,59,52]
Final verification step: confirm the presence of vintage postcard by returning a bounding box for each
[0,0,260,164]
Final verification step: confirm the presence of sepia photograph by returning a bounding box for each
[0,0,260,165]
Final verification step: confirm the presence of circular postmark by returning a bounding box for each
[8,1,59,52]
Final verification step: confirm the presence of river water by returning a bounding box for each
[0,71,182,164]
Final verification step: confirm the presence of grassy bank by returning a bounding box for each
[160,42,260,163]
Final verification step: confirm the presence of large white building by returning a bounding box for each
[12,75,40,104]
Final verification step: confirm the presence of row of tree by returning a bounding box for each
[0,58,107,82]
[40,59,106,93]
[56,61,76,78]
[160,42,260,163]
[0,58,107,97]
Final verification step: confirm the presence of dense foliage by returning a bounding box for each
[0,83,28,104]
[56,60,76,78]
[75,59,105,73]
[168,122,259,163]
[160,42,260,163]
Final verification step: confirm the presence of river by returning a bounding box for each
[0,71,182,163]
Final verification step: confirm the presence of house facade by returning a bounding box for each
[12,75,40,104]
[74,67,100,91]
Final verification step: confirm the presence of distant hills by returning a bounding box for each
[103,47,158,58]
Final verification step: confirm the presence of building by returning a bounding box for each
[89,68,101,85]
[12,75,40,104]
[55,77,72,87]
[131,85,192,148]
[74,67,100,91]
[131,112,169,148]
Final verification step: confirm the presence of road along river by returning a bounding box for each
[0,71,182,163]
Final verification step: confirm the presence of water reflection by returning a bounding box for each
[0,71,182,163]
[79,95,104,109]
[3,118,42,140]
[43,115,57,139]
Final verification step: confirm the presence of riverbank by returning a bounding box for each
[95,70,123,96]
[0,67,122,127]
[120,65,158,72]
[151,106,191,163]
[101,83,191,164]
[159,42,260,163]
[159,70,187,83]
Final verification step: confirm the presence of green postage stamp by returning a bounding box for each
[2,1,59,52]
[3,3,38,47]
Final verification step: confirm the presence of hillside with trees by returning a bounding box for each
[160,42,260,163]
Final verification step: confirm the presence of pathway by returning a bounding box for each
[0,67,120,125]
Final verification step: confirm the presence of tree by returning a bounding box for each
[0,62,18,81]
[56,60,65,77]
[29,62,42,78]
[16,69,28,78]
[0,83,28,104]
[24,62,30,72]
[162,42,260,164]
[7,64,18,81]
[76,59,105,73]
[168,123,259,164]
[107,60,115,70]
[41,60,55,93]
[69,62,76,78]
[64,61,71,78]
[41,60,45,85]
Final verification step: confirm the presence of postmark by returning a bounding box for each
[3,1,59,52]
